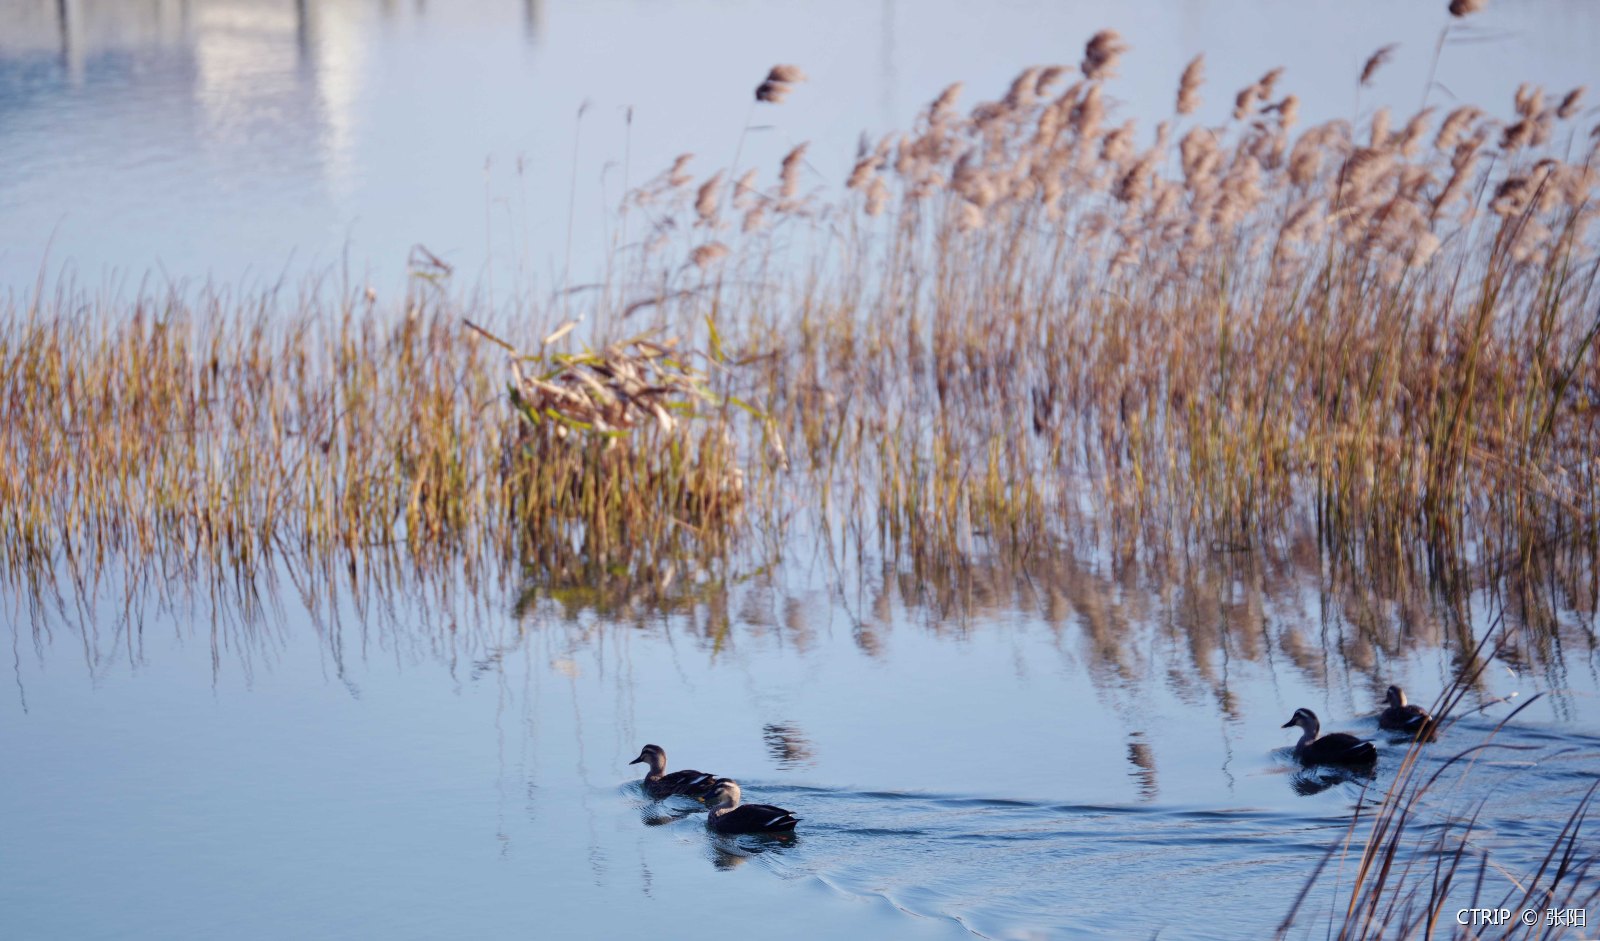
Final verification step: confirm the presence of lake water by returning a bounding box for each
[3,2,1599,939]
[4,546,1597,939]
[4,0,1600,293]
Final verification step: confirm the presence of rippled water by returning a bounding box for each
[3,550,1596,939]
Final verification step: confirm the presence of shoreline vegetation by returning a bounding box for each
[3,31,1595,612]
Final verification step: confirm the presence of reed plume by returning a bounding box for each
[1081,30,1127,81]
[1175,55,1204,115]
[1360,44,1397,86]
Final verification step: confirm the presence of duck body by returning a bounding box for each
[1378,685,1433,735]
[705,780,799,834]
[1283,707,1377,767]
[630,744,723,800]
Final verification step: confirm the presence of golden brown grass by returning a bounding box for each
[3,28,1599,613]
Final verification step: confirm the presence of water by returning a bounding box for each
[3,551,1597,939]
[3,2,1600,938]
[3,0,1599,293]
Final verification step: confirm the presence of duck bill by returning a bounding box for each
[1280,719,1295,728]
[628,756,646,765]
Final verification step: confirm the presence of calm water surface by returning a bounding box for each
[3,0,1599,292]
[3,548,1597,939]
[3,2,1599,938]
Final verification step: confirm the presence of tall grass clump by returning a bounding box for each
[0,274,759,597]
[621,35,1600,595]
[4,24,1599,612]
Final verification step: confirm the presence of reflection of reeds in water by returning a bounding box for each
[1126,732,1158,801]
[762,722,817,769]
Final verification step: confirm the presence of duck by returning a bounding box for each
[1281,707,1377,767]
[1378,685,1433,735]
[705,779,800,834]
[629,744,722,800]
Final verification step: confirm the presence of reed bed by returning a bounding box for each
[0,280,753,597]
[3,26,1599,617]
[622,31,1600,600]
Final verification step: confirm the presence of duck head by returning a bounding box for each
[630,744,667,774]
[1385,685,1407,708]
[707,779,742,811]
[1282,707,1320,735]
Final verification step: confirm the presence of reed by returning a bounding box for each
[0,277,758,595]
[3,26,1598,616]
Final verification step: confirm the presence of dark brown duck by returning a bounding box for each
[630,744,722,800]
[705,780,800,834]
[1379,685,1433,735]
[1282,707,1378,767]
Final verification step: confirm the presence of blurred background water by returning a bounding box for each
[2,0,1598,294]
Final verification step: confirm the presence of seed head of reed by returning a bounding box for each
[1273,94,1301,131]
[1435,106,1480,150]
[1360,43,1397,87]
[669,153,695,188]
[1176,55,1205,116]
[1449,0,1488,15]
[734,169,759,209]
[766,64,807,84]
[1004,66,1044,110]
[1557,86,1585,120]
[1256,67,1285,101]
[757,64,807,104]
[1035,66,1070,98]
[1080,30,1127,82]
[865,177,891,217]
[1233,83,1260,121]
[847,153,883,191]
[690,242,730,269]
[695,171,724,225]
[779,143,808,201]
[930,82,964,124]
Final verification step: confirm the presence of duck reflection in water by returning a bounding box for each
[762,723,817,770]
[637,799,705,827]
[707,832,798,871]
[1288,764,1374,796]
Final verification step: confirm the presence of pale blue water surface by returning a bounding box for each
[3,548,1597,939]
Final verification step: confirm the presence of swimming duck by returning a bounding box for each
[705,779,800,834]
[629,744,722,800]
[1282,708,1377,767]
[1378,685,1433,735]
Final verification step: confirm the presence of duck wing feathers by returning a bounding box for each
[709,803,800,834]
[648,769,721,799]
[1303,732,1377,766]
